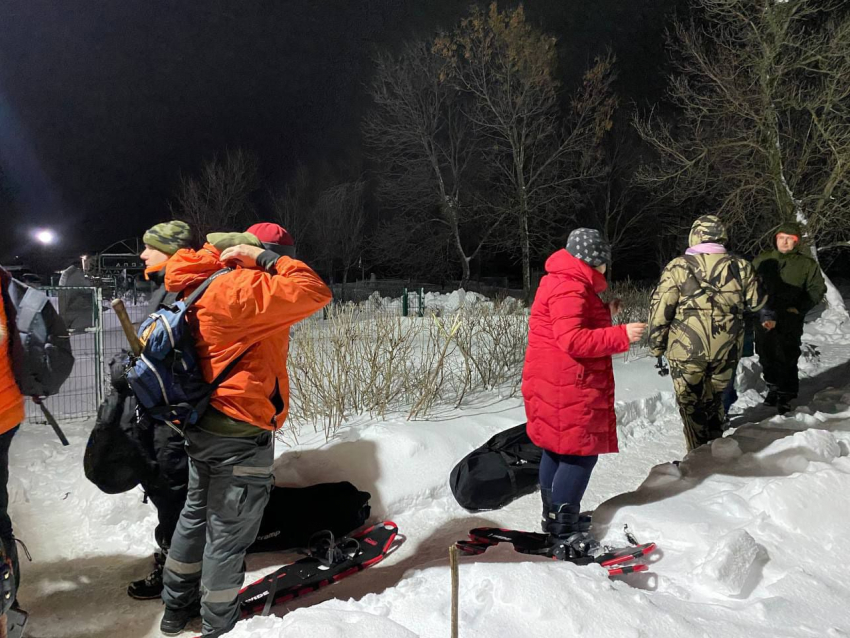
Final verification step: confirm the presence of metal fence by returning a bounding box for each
[24,288,149,425]
[23,282,528,424]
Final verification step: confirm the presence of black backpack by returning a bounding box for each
[2,271,74,398]
[449,423,542,511]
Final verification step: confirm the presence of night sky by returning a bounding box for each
[0,0,684,271]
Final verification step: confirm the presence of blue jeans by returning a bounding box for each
[539,450,597,507]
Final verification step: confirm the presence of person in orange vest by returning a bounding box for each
[0,266,25,614]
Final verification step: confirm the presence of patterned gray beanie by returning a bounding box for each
[565,228,611,267]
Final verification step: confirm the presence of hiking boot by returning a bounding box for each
[160,603,200,636]
[128,551,165,600]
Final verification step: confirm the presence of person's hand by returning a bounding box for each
[787,307,799,315]
[220,245,265,268]
[625,322,647,343]
[655,356,670,377]
[762,320,776,331]
[609,298,622,317]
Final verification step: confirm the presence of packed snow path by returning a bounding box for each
[10,334,850,636]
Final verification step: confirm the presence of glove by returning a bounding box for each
[655,356,670,377]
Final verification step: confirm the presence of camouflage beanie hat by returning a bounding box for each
[566,228,611,267]
[143,220,193,255]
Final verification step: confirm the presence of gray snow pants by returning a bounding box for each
[162,426,274,637]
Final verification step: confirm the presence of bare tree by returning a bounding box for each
[587,132,659,276]
[435,4,617,298]
[171,148,260,238]
[635,0,850,315]
[270,164,318,258]
[364,40,499,288]
[368,214,456,284]
[312,179,367,286]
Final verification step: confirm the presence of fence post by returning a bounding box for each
[402,288,409,317]
[94,287,105,407]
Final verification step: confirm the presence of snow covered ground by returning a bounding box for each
[9,313,850,637]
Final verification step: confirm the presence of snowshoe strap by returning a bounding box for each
[304,530,360,568]
[261,573,279,617]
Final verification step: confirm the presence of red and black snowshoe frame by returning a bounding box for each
[456,526,656,576]
[239,521,398,618]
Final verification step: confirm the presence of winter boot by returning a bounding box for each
[128,548,166,600]
[540,488,552,533]
[763,388,779,407]
[160,602,201,636]
[776,393,794,416]
[542,490,591,533]
[547,503,601,560]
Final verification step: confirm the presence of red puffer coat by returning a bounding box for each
[522,250,630,456]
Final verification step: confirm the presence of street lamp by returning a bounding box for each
[35,229,56,245]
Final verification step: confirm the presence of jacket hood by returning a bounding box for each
[165,244,225,293]
[545,249,608,294]
[689,214,728,247]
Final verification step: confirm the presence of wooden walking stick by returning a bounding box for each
[450,545,459,638]
[111,298,143,356]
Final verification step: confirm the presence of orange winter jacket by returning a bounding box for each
[165,244,332,431]
[0,283,24,435]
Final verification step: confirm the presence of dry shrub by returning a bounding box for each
[285,298,529,440]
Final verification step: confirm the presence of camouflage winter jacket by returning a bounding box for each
[649,215,768,363]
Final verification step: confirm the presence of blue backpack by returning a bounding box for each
[126,268,246,432]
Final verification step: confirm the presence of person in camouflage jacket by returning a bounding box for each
[754,221,826,413]
[649,215,769,452]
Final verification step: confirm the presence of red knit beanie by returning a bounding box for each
[246,223,294,246]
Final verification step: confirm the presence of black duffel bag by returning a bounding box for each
[449,423,542,511]
[249,481,371,553]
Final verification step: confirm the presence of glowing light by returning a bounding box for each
[35,229,56,245]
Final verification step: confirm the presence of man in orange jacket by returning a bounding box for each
[160,225,331,637]
[0,267,25,613]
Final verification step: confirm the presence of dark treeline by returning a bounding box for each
[2,1,848,290]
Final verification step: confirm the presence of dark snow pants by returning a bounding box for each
[0,426,18,599]
[139,422,189,551]
[162,427,274,637]
[755,319,804,398]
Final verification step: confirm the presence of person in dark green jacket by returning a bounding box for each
[754,222,826,414]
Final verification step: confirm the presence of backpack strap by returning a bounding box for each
[209,346,252,390]
[182,268,234,309]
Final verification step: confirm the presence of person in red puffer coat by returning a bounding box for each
[522,228,646,559]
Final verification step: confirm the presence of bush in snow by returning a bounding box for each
[285,297,528,440]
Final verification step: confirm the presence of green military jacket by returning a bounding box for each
[649,215,768,363]
[753,227,826,320]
